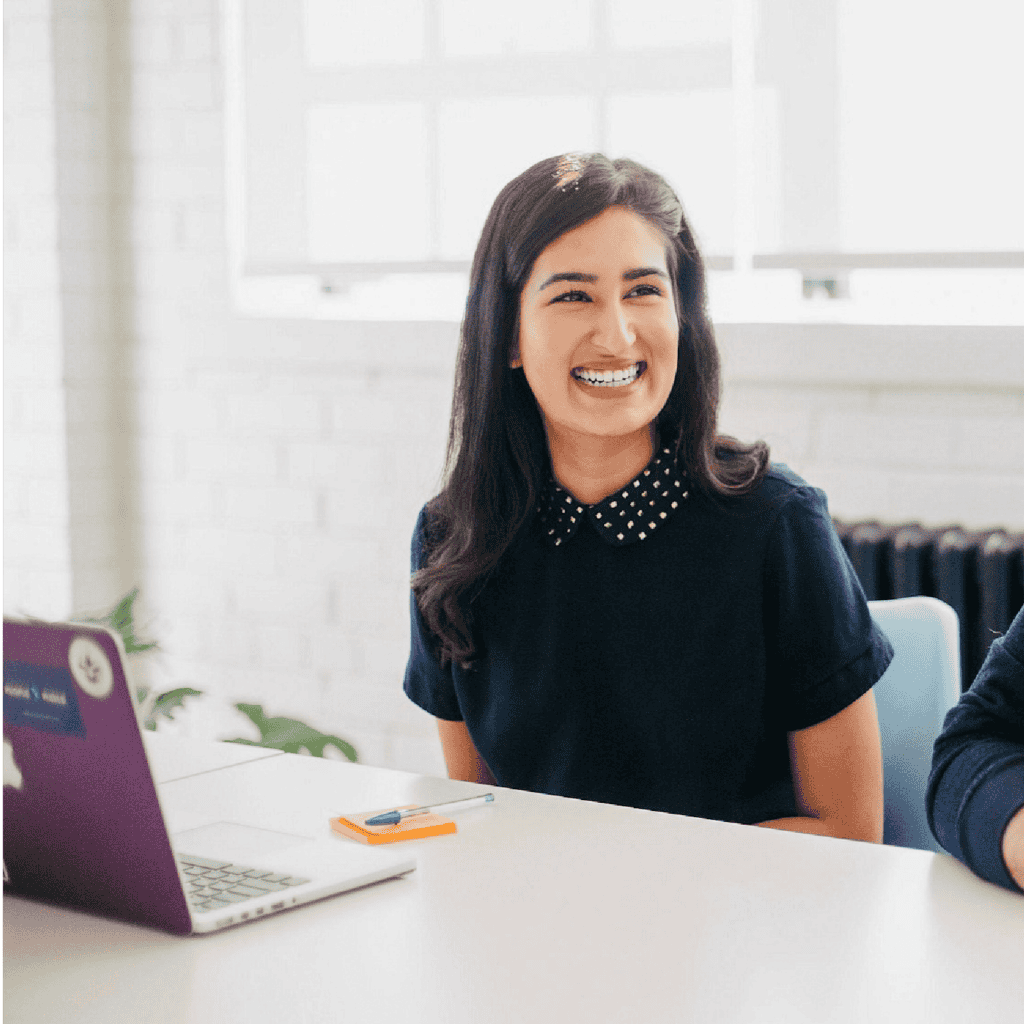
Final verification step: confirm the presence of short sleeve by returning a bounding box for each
[402,506,463,721]
[927,605,1024,892]
[764,486,894,731]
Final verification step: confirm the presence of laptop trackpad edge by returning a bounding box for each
[173,821,313,865]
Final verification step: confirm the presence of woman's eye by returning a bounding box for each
[552,290,591,303]
[629,283,662,297]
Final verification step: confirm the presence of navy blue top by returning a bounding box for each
[404,452,894,825]
[927,604,1024,892]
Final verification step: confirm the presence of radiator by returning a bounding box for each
[832,520,1024,690]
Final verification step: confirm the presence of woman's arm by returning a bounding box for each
[758,689,884,842]
[437,718,497,785]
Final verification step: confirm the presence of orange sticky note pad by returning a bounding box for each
[330,805,457,844]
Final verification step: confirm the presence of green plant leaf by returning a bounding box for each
[152,687,204,720]
[81,587,159,654]
[228,703,357,761]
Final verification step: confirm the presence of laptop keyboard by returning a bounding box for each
[178,853,311,914]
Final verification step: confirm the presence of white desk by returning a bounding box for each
[5,745,1023,1023]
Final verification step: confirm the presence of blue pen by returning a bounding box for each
[364,793,494,827]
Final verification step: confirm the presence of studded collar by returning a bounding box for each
[537,447,690,548]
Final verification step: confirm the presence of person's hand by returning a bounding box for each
[1002,804,1024,890]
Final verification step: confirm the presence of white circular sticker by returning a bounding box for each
[68,636,114,699]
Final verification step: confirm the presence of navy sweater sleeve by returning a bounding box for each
[926,604,1024,893]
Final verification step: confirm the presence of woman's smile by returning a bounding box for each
[570,361,647,388]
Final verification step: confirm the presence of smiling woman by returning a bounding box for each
[404,154,893,843]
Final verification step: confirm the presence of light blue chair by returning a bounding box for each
[868,596,961,852]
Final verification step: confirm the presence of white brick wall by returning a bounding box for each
[4,0,74,620]
[4,1,1023,780]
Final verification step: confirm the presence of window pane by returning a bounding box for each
[607,0,732,49]
[607,90,738,254]
[304,0,426,68]
[437,97,597,258]
[306,103,431,261]
[837,0,1024,252]
[441,0,592,56]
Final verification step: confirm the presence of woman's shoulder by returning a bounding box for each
[713,461,826,518]
[411,497,448,565]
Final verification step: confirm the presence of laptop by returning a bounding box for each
[2,617,416,934]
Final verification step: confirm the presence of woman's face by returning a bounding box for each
[514,205,679,453]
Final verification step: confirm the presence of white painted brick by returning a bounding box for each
[220,484,317,528]
[3,3,51,19]
[2,389,24,430]
[3,430,66,475]
[3,249,61,291]
[275,536,384,586]
[3,569,74,622]
[203,617,263,669]
[132,68,218,112]
[180,201,226,247]
[133,0,217,18]
[798,465,897,524]
[183,526,278,574]
[329,393,409,438]
[4,336,63,382]
[131,249,227,297]
[391,733,447,777]
[184,438,278,482]
[816,411,956,470]
[0,55,54,111]
[3,17,52,64]
[319,680,423,735]
[952,416,1024,472]
[130,18,176,66]
[3,160,59,197]
[224,393,323,438]
[136,434,181,480]
[128,111,181,158]
[874,388,1024,418]
[4,519,75,564]
[4,112,56,165]
[179,18,214,62]
[286,440,387,487]
[888,472,1024,532]
[127,203,179,249]
[309,625,363,677]
[230,576,329,627]
[133,159,223,201]
[259,625,312,671]
[139,480,217,526]
[19,475,70,516]
[177,112,224,159]
[14,387,66,431]
[136,388,223,437]
[191,369,268,395]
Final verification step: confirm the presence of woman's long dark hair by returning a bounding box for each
[414,153,769,667]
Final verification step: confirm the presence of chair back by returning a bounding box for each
[868,596,961,852]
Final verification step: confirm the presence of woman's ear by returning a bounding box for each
[508,340,522,369]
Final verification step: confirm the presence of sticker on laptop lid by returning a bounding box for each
[3,662,87,738]
[68,636,114,699]
[3,738,23,790]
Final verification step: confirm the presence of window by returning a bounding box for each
[226,0,1024,323]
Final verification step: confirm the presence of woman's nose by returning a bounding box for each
[595,301,636,351]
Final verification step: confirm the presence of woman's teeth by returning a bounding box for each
[573,362,644,387]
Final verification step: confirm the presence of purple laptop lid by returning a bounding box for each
[3,618,192,934]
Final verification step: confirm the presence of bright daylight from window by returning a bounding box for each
[230,0,1024,325]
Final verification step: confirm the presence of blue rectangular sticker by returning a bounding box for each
[3,661,86,739]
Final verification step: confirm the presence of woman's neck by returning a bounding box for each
[547,425,656,506]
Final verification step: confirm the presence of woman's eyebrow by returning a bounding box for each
[537,267,668,292]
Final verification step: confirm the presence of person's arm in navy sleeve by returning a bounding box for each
[757,485,889,843]
[927,604,1024,893]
